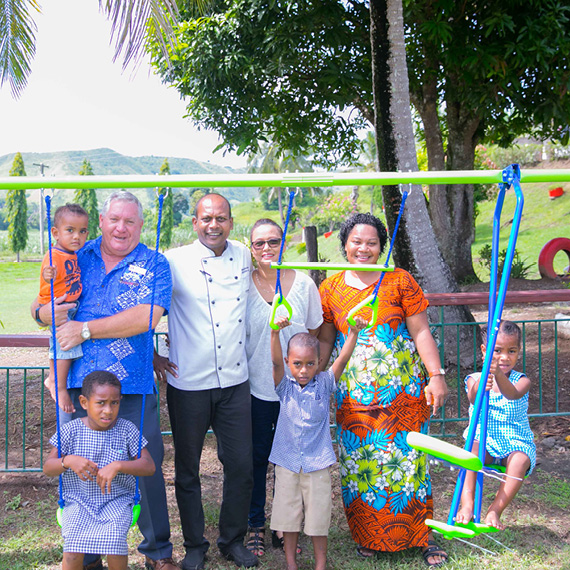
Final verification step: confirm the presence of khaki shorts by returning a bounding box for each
[270,465,332,536]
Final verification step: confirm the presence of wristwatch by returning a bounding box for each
[81,321,91,341]
[34,305,47,326]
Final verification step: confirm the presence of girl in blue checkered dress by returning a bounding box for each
[43,371,155,570]
[456,320,536,530]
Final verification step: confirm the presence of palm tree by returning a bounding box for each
[0,0,179,98]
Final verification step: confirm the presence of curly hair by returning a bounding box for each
[81,370,122,399]
[338,213,388,260]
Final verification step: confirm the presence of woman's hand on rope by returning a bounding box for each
[273,315,291,330]
[153,351,178,383]
[425,375,449,416]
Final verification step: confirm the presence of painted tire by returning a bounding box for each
[538,238,570,279]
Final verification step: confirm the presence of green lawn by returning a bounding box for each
[473,182,570,280]
[0,262,42,334]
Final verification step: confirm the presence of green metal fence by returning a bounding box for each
[2,313,569,472]
[429,314,570,438]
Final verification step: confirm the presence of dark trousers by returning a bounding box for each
[69,389,173,563]
[167,381,253,555]
[248,396,280,528]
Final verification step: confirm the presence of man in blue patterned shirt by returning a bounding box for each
[33,191,176,570]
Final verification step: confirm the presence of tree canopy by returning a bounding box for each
[150,0,570,281]
[152,0,570,165]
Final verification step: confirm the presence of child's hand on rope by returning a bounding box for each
[350,315,368,332]
[42,265,57,282]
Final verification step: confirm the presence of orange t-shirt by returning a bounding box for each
[38,248,82,304]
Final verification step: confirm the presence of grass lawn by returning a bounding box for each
[0,261,42,334]
[2,434,570,569]
[473,182,570,280]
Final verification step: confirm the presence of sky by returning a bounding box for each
[0,0,247,169]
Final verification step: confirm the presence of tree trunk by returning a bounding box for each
[412,59,479,284]
[305,225,326,289]
[369,0,475,366]
[350,185,359,212]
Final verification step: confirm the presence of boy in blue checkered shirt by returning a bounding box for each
[269,315,366,570]
[43,371,155,570]
[456,320,536,530]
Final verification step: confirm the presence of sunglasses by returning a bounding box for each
[251,238,282,250]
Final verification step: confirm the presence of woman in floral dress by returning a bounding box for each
[318,213,449,567]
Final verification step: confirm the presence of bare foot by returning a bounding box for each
[455,504,474,525]
[44,375,57,401]
[485,510,505,530]
[58,389,76,413]
[286,564,298,570]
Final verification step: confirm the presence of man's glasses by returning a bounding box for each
[251,238,282,250]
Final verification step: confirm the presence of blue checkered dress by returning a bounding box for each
[463,370,536,474]
[49,418,148,554]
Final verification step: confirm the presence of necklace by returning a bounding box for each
[254,269,276,296]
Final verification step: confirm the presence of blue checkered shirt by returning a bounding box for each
[269,369,337,473]
[68,237,172,394]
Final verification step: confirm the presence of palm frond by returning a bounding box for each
[100,0,179,71]
[0,0,40,98]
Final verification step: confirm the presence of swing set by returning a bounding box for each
[1,164,564,548]
[269,164,527,553]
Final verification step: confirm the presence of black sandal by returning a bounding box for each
[247,527,265,556]
[271,531,302,554]
[421,540,448,567]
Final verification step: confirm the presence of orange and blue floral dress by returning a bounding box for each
[320,268,432,551]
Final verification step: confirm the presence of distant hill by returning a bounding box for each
[0,148,257,204]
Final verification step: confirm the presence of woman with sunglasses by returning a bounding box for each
[245,218,323,557]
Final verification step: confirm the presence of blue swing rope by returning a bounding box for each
[445,164,524,529]
[133,190,165,512]
[369,185,409,304]
[45,195,65,512]
[274,189,297,300]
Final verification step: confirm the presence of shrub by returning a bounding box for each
[478,244,534,279]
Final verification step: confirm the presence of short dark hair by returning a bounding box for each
[193,193,232,218]
[482,320,522,346]
[53,203,89,227]
[250,218,283,241]
[81,370,122,399]
[339,213,388,260]
[287,332,320,358]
